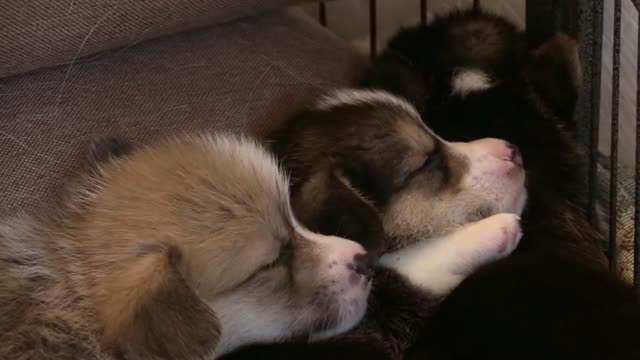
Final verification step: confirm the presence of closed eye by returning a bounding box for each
[410,145,443,177]
[261,242,294,271]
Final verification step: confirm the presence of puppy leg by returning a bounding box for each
[380,213,522,295]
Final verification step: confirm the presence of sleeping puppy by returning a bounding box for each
[223,88,526,360]
[0,134,372,359]
[364,10,640,360]
[274,89,526,255]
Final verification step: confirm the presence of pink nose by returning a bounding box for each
[470,138,523,167]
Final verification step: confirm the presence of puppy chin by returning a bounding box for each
[493,166,528,216]
[308,279,371,342]
[299,230,372,342]
[450,138,527,216]
[501,187,528,216]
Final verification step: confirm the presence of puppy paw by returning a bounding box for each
[461,213,522,263]
[379,213,522,295]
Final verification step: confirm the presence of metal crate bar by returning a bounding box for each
[526,0,556,49]
[473,0,480,10]
[633,0,640,293]
[609,0,622,271]
[319,2,327,27]
[574,0,604,226]
[370,0,377,59]
[552,0,562,31]
[421,0,427,26]
[527,1,579,48]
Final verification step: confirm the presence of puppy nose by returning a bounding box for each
[352,253,375,279]
[508,143,523,166]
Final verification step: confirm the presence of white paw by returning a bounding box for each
[379,213,522,295]
[456,213,522,269]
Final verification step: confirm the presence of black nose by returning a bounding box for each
[353,253,375,279]
[508,143,523,166]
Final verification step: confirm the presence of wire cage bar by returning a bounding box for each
[609,0,622,272]
[575,0,604,231]
[633,0,640,295]
[316,0,639,293]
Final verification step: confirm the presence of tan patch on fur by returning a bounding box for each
[1,134,370,358]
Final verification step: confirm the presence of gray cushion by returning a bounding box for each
[597,154,637,286]
[0,9,366,217]
[0,0,316,77]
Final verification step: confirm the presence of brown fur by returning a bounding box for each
[270,90,525,254]
[0,134,371,359]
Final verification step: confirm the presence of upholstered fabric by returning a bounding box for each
[0,9,367,217]
[0,0,316,77]
[598,155,637,286]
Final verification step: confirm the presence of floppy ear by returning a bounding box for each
[292,167,386,255]
[85,136,132,172]
[363,51,431,114]
[525,33,582,126]
[97,244,220,358]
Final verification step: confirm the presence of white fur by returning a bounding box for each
[212,294,306,356]
[316,89,421,120]
[0,217,53,282]
[293,220,370,341]
[380,213,522,295]
[451,68,494,96]
[211,220,370,356]
[449,138,528,216]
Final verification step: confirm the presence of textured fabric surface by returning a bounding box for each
[598,154,637,286]
[0,0,315,78]
[0,9,366,218]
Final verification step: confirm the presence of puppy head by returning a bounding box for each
[272,89,526,253]
[76,134,371,358]
[369,10,580,126]
[364,10,526,107]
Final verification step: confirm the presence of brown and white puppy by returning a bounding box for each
[0,134,372,359]
[279,87,527,313]
[223,89,527,360]
[273,88,526,256]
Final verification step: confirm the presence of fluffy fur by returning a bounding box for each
[271,88,526,254]
[223,90,526,359]
[224,9,640,360]
[0,134,372,359]
[363,10,640,360]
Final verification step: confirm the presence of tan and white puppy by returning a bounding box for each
[0,134,372,359]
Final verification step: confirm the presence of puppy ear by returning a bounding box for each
[97,244,220,358]
[292,168,386,255]
[86,136,132,172]
[363,52,431,114]
[525,33,581,124]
